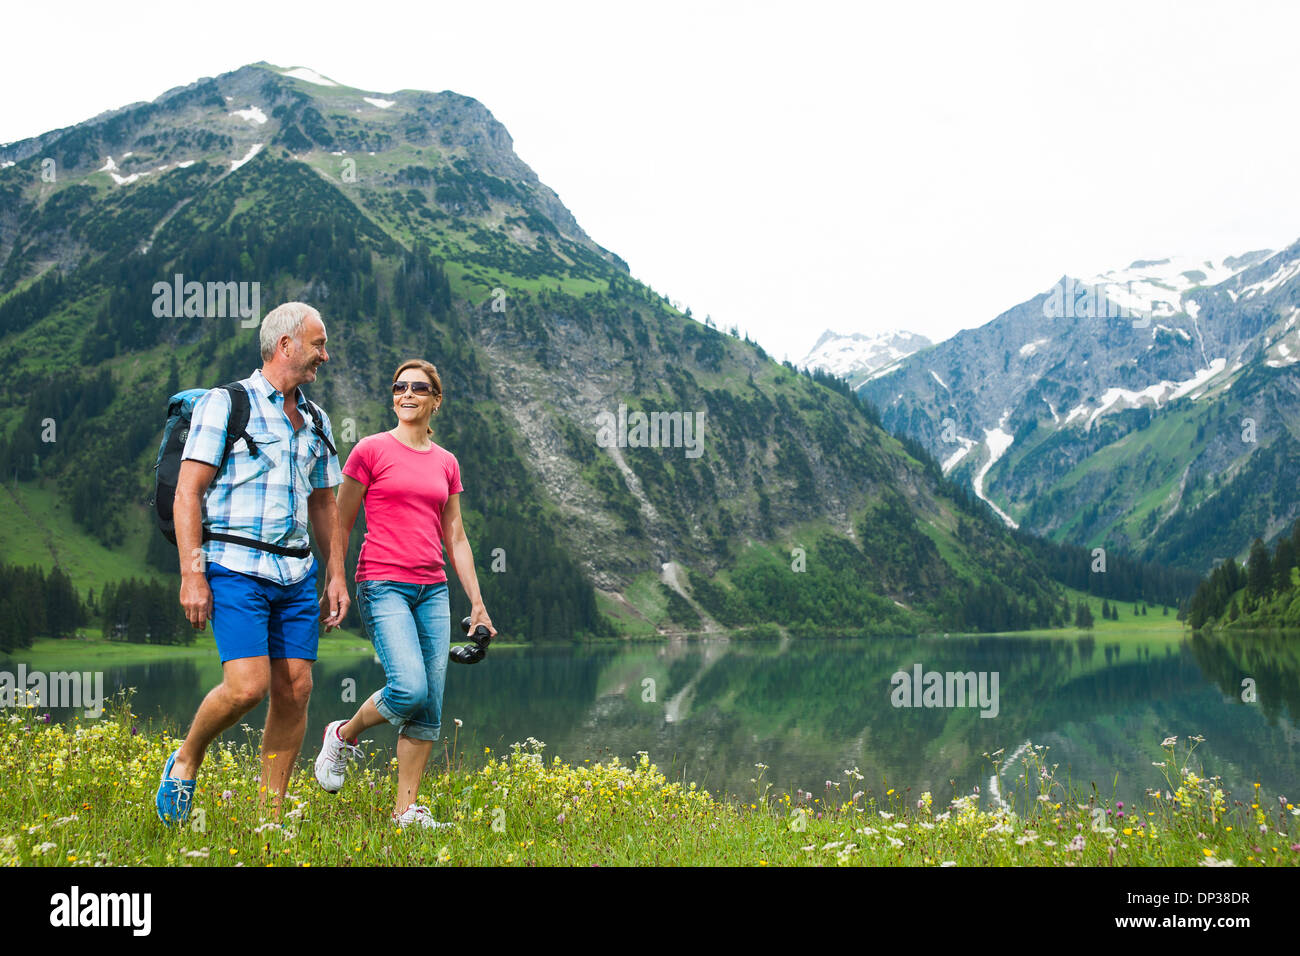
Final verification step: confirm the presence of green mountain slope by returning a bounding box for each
[0,62,1073,640]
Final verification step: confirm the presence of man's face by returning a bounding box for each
[285,315,329,384]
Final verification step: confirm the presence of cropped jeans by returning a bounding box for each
[355,579,450,742]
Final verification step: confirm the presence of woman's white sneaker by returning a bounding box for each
[393,804,453,829]
[314,720,362,793]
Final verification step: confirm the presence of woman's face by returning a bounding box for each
[392,369,439,427]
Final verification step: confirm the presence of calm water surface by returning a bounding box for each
[7,631,1300,808]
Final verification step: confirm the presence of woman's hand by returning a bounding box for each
[469,604,497,638]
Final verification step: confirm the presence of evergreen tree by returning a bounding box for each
[1247,538,1272,598]
[1075,600,1094,629]
[1272,536,1296,594]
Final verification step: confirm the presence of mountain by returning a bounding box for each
[858,245,1300,574]
[0,62,1090,641]
[799,328,932,384]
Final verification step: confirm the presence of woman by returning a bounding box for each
[313,359,496,827]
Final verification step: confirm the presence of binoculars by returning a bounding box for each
[449,616,493,664]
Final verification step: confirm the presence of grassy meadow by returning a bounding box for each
[1,696,1295,867]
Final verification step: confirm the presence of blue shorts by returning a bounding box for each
[206,560,320,663]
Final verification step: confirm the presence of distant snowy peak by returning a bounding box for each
[1066,251,1273,319]
[801,328,932,382]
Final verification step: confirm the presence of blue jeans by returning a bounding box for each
[356,580,450,742]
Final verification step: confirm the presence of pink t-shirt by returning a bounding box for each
[342,432,464,584]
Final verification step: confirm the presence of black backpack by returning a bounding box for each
[152,382,336,559]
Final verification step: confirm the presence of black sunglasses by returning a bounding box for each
[392,381,435,395]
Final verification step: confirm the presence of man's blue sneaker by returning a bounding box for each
[156,749,196,826]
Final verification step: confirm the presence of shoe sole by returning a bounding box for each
[395,821,455,829]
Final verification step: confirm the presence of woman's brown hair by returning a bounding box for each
[392,359,443,437]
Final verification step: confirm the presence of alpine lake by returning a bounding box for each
[5,627,1299,810]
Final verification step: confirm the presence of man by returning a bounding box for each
[156,301,350,825]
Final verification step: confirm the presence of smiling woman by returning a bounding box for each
[312,358,498,828]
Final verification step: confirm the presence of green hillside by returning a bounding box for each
[0,62,1096,647]
[1187,523,1300,630]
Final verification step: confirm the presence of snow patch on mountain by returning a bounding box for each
[1019,338,1048,358]
[972,417,1018,529]
[230,143,263,172]
[930,369,949,390]
[1063,402,1090,426]
[280,67,339,86]
[230,105,268,125]
[1083,255,1261,320]
[363,97,396,109]
[96,155,149,185]
[941,437,977,473]
[865,360,904,383]
[1266,329,1300,367]
[1240,258,1300,299]
[1067,359,1229,429]
[1171,358,1227,400]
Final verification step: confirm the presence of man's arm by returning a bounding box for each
[176,459,218,631]
[309,485,349,630]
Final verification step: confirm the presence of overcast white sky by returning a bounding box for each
[4,0,1299,362]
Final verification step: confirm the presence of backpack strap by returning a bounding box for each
[217,383,256,466]
[302,398,337,457]
[201,531,310,559]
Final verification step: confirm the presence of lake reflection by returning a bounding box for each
[7,631,1300,808]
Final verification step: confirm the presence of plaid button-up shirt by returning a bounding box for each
[181,368,342,585]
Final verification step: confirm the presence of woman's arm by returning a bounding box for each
[442,493,496,636]
[335,475,365,559]
[322,475,365,631]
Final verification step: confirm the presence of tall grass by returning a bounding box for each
[1,693,1295,867]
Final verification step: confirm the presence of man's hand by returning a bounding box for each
[180,575,214,631]
[321,574,351,631]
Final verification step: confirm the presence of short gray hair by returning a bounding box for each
[260,302,320,360]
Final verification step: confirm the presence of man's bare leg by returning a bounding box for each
[260,657,313,814]
[172,657,271,780]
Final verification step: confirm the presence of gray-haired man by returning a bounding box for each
[156,301,349,824]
